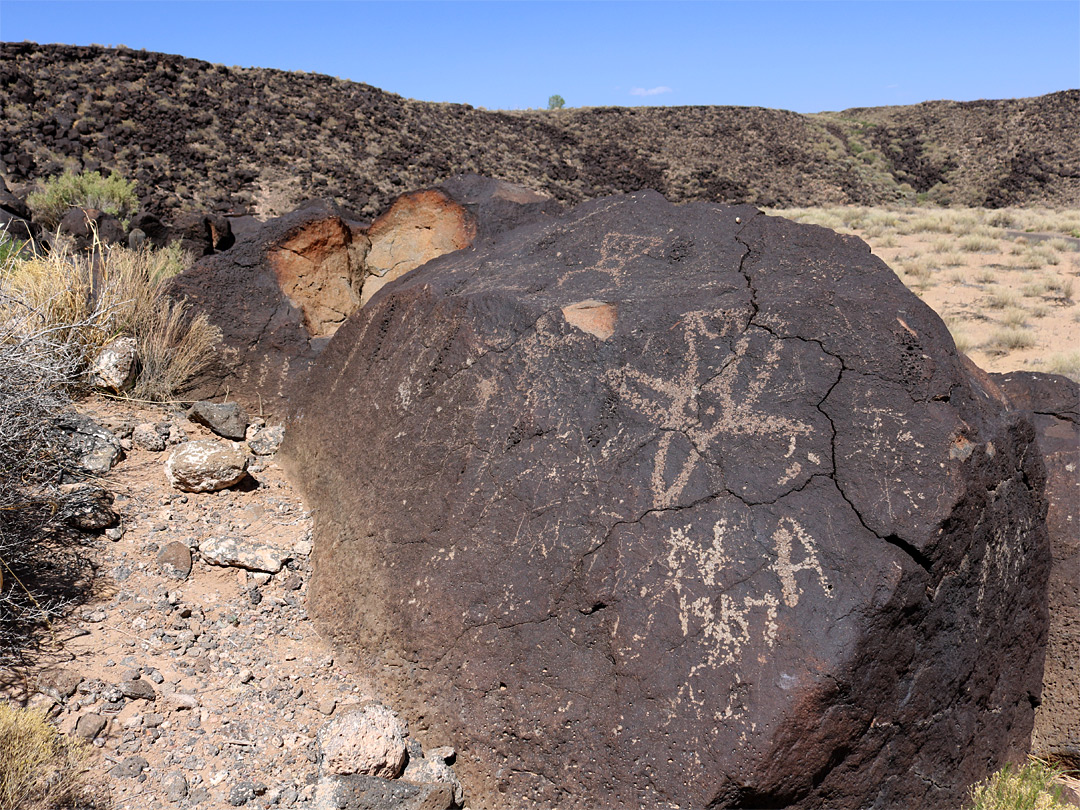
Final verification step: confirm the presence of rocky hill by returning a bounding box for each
[1,41,1078,223]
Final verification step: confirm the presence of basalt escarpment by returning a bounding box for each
[169,176,562,411]
[282,192,1050,809]
[2,42,1078,223]
[992,371,1080,765]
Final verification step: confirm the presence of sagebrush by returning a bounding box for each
[27,169,138,229]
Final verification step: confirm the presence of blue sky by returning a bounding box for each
[1,1,1076,113]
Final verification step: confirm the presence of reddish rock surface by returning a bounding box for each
[283,192,1051,810]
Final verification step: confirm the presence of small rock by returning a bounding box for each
[318,703,407,779]
[109,755,148,779]
[165,440,249,492]
[313,774,454,810]
[318,698,337,716]
[73,713,107,741]
[403,742,464,806]
[163,691,198,711]
[132,422,167,452]
[88,336,138,393]
[252,572,272,585]
[120,678,157,702]
[143,712,165,727]
[238,669,254,684]
[248,425,285,455]
[105,526,124,541]
[189,401,249,441]
[57,413,123,474]
[200,536,287,573]
[157,541,193,580]
[228,780,258,806]
[162,771,189,802]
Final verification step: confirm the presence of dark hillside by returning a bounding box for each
[1,42,1077,221]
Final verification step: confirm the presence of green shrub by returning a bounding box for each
[547,94,566,110]
[966,760,1070,809]
[27,169,138,229]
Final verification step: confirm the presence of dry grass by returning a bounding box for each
[987,327,1036,352]
[0,702,97,810]
[1046,351,1080,382]
[1,238,220,401]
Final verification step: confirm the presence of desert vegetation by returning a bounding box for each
[26,168,138,230]
[771,205,1080,381]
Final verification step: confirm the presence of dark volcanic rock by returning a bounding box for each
[439,173,564,240]
[992,370,1080,763]
[283,192,1050,810]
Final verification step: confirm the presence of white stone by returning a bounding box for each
[88,336,137,392]
[317,703,407,779]
[164,440,249,492]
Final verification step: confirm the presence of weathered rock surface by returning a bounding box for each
[168,199,365,410]
[58,413,123,474]
[164,439,248,492]
[284,192,1051,810]
[188,400,249,440]
[993,370,1080,764]
[171,179,561,412]
[318,703,407,779]
[88,336,138,393]
[313,775,454,810]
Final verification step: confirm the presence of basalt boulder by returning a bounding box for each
[282,192,1050,810]
[992,370,1079,765]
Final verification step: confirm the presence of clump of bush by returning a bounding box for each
[3,238,220,401]
[0,702,97,809]
[27,168,138,229]
[967,760,1073,810]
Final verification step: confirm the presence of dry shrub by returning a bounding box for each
[987,327,1036,352]
[0,702,98,810]
[2,239,220,401]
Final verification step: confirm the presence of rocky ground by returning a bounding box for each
[2,397,460,810]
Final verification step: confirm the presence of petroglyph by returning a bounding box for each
[611,312,816,507]
[557,232,664,288]
[656,515,831,679]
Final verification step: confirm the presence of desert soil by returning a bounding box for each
[2,210,1078,809]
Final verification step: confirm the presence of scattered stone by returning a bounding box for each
[88,336,138,393]
[199,536,288,573]
[164,440,249,492]
[188,401,250,440]
[105,526,124,541]
[248,425,285,455]
[120,677,157,702]
[318,703,407,779]
[73,713,107,741]
[313,774,454,810]
[228,780,259,806]
[163,691,198,711]
[59,484,118,531]
[403,741,464,806]
[109,755,149,779]
[162,771,189,802]
[157,541,193,580]
[132,422,168,452]
[57,413,123,474]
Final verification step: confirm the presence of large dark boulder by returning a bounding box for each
[992,370,1079,765]
[282,191,1050,810]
